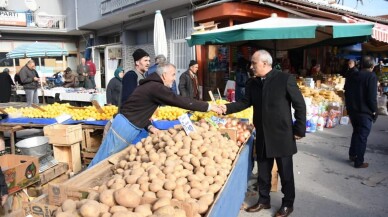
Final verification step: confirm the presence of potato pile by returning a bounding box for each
[55,122,241,217]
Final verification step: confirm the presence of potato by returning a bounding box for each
[174,209,187,217]
[135,204,153,216]
[101,213,112,217]
[114,188,141,208]
[56,212,75,217]
[163,180,177,191]
[208,183,222,193]
[197,200,209,214]
[80,202,101,217]
[190,157,200,167]
[199,193,214,206]
[125,175,140,185]
[110,205,128,213]
[189,188,201,199]
[149,183,163,192]
[152,198,171,211]
[154,205,175,215]
[61,199,76,212]
[112,211,142,217]
[100,189,116,207]
[157,190,173,199]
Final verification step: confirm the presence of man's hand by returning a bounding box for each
[210,105,224,115]
[149,126,160,135]
[294,135,303,140]
[1,194,8,206]
[373,113,378,123]
[219,104,227,114]
[33,77,39,81]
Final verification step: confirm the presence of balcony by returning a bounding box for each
[27,13,66,29]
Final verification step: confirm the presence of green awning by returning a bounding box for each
[186,17,374,49]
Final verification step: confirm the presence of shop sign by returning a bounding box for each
[0,11,27,27]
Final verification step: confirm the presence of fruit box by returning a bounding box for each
[0,154,40,194]
[43,124,82,145]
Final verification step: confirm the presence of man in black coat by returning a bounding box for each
[179,60,199,99]
[221,50,306,217]
[344,56,378,168]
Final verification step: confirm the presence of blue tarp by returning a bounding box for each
[0,118,108,126]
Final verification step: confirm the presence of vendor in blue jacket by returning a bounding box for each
[88,62,224,167]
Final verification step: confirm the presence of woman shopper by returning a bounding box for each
[0,68,15,103]
[106,67,124,106]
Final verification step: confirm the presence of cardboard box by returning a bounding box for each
[0,155,40,194]
[22,201,57,217]
[43,124,82,145]
[48,184,90,206]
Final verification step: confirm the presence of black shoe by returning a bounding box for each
[245,202,271,213]
[355,162,369,168]
[275,206,294,217]
[349,156,357,162]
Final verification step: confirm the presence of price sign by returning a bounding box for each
[178,113,196,135]
[205,117,218,128]
[211,116,227,125]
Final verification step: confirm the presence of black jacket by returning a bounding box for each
[344,69,377,116]
[120,73,209,129]
[179,70,196,98]
[106,77,122,107]
[226,69,306,158]
[0,72,15,103]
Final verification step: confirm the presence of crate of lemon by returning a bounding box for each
[4,103,118,121]
[152,99,253,123]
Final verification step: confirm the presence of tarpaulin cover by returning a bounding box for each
[0,117,108,126]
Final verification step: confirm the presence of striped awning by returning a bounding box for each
[342,15,388,44]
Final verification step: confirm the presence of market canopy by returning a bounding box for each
[186,16,374,50]
[6,42,69,59]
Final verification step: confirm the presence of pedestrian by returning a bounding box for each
[344,55,378,168]
[106,67,124,107]
[235,58,249,102]
[19,60,40,107]
[63,67,76,88]
[146,54,166,77]
[76,58,90,88]
[88,62,223,167]
[86,59,97,88]
[342,59,358,78]
[0,68,15,103]
[220,50,306,217]
[179,60,199,99]
[0,168,8,206]
[121,49,150,105]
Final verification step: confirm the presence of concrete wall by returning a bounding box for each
[75,0,101,27]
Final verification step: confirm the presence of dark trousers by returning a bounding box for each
[257,155,295,207]
[349,113,372,167]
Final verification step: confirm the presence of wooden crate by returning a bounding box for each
[53,143,81,174]
[44,124,82,145]
[81,151,96,166]
[81,128,103,152]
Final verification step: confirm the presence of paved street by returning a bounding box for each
[240,116,388,217]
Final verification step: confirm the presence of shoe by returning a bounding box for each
[349,156,357,162]
[355,162,369,168]
[275,206,294,217]
[245,202,271,213]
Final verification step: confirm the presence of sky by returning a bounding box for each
[342,0,388,16]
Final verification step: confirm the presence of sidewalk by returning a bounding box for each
[239,116,388,217]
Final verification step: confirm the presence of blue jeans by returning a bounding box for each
[88,114,142,168]
[349,113,372,167]
[24,89,39,107]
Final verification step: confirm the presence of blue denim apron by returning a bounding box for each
[88,114,142,168]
